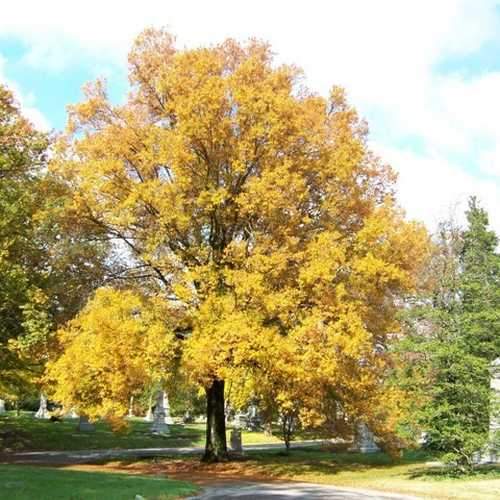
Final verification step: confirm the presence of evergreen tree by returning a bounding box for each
[460,197,500,361]
[398,198,499,470]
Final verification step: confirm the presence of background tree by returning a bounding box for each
[397,199,499,470]
[460,197,500,361]
[0,83,49,396]
[0,83,109,403]
[50,29,428,461]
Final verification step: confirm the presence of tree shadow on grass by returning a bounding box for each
[407,463,500,480]
[236,448,426,479]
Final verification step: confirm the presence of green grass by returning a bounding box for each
[236,448,500,500]
[121,447,499,500]
[0,465,198,500]
[0,412,288,451]
[0,413,205,451]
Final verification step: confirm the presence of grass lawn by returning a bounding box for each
[0,412,285,452]
[112,447,500,500]
[240,448,500,500]
[0,464,198,500]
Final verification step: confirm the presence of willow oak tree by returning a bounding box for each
[51,29,428,461]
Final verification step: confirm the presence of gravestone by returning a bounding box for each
[145,406,154,422]
[487,358,500,462]
[230,428,242,452]
[77,415,95,432]
[151,390,170,434]
[244,404,262,431]
[355,422,380,453]
[128,396,135,418]
[34,393,50,419]
[232,411,246,429]
[0,399,5,415]
[145,394,154,422]
[164,393,174,424]
[64,408,79,419]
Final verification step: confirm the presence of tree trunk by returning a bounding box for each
[203,379,228,462]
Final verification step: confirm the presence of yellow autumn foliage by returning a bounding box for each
[48,28,430,452]
[45,288,176,421]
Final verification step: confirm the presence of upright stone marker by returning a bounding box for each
[245,404,262,431]
[77,415,95,432]
[232,411,246,429]
[230,428,242,452]
[151,390,170,434]
[0,399,5,415]
[145,394,154,422]
[64,408,79,419]
[128,396,135,418]
[355,422,380,453]
[34,393,49,419]
[487,358,500,462]
[164,393,174,424]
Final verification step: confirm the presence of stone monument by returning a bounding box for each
[230,427,242,452]
[244,404,262,431]
[232,411,246,429]
[0,399,5,415]
[34,393,50,419]
[164,393,174,425]
[128,396,135,418]
[354,422,380,453]
[487,358,500,462]
[145,394,154,422]
[77,415,95,432]
[151,390,170,434]
[64,408,79,419]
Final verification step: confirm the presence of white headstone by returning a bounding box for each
[244,404,262,430]
[232,412,246,429]
[34,393,50,419]
[164,393,174,425]
[145,394,154,421]
[0,399,5,415]
[487,358,500,462]
[150,390,170,434]
[63,408,79,419]
[128,396,135,418]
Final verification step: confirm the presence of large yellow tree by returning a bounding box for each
[50,29,428,460]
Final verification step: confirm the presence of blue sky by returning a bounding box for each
[1,0,499,234]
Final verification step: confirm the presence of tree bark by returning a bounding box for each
[203,379,228,461]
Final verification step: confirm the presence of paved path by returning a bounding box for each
[187,481,420,499]
[0,441,323,465]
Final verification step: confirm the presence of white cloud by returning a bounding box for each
[0,54,50,131]
[376,144,500,236]
[479,146,500,178]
